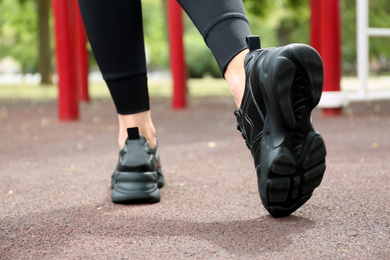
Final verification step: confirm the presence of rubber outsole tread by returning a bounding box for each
[258,44,326,218]
[111,170,162,204]
[111,187,160,204]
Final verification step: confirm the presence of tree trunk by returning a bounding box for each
[277,19,292,46]
[36,0,52,85]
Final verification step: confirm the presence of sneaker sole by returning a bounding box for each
[111,171,161,203]
[257,44,327,218]
[156,168,165,189]
[111,168,165,189]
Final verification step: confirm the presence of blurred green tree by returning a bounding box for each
[243,0,309,46]
[0,0,389,81]
[342,0,390,75]
[0,0,38,74]
[0,0,52,84]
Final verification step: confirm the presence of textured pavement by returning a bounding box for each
[0,96,389,259]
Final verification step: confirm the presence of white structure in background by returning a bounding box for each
[356,0,390,101]
[0,56,42,84]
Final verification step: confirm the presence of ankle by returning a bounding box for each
[226,72,245,108]
[224,49,249,108]
[118,111,156,149]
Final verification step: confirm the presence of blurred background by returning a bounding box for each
[0,0,389,98]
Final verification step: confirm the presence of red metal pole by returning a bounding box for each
[72,0,89,102]
[52,0,78,121]
[310,0,321,52]
[319,0,342,116]
[168,0,187,109]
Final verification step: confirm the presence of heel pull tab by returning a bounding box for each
[246,35,261,52]
[127,127,140,140]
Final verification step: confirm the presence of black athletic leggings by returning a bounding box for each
[78,0,251,114]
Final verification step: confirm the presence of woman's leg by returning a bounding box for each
[78,0,163,204]
[78,0,326,213]
[179,0,326,218]
[177,0,251,107]
[78,0,155,148]
[78,0,250,147]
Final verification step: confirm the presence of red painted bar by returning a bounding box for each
[168,0,187,109]
[72,0,89,102]
[52,0,78,120]
[310,0,321,52]
[319,0,342,115]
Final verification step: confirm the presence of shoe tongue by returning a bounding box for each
[127,127,140,140]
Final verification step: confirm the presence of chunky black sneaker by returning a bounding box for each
[235,36,327,218]
[111,127,165,203]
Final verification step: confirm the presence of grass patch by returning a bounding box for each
[0,78,230,100]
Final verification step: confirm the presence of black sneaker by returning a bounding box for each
[235,36,327,218]
[111,127,165,203]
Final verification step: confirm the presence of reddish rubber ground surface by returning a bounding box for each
[1,97,389,259]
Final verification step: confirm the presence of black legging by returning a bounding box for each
[78,0,251,114]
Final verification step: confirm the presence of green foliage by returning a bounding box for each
[184,33,221,78]
[369,0,390,58]
[342,0,390,75]
[0,0,38,73]
[341,0,357,75]
[142,0,169,70]
[369,0,390,28]
[1,0,389,77]
[182,11,221,78]
[244,0,309,46]
[243,0,277,19]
